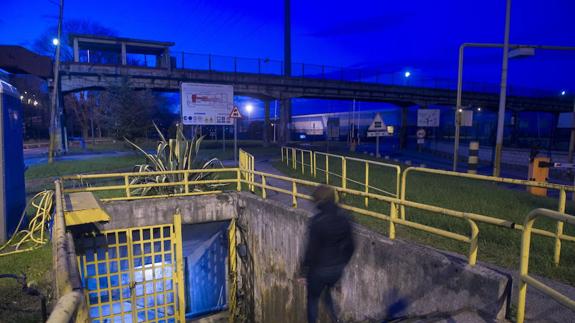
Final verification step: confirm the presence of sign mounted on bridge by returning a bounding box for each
[181,83,234,125]
[417,109,440,127]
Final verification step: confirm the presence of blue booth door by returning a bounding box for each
[182,222,229,318]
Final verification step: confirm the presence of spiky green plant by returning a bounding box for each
[125,123,225,196]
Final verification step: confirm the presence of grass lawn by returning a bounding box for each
[0,245,52,323]
[273,152,575,286]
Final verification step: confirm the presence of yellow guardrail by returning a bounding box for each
[239,149,255,192]
[238,168,479,266]
[516,208,575,323]
[48,180,89,323]
[281,146,402,203]
[401,166,575,266]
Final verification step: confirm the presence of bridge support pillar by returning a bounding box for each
[279,98,291,144]
[263,100,270,147]
[399,104,409,150]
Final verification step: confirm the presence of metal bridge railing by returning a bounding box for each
[516,208,575,323]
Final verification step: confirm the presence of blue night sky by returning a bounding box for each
[2,0,575,118]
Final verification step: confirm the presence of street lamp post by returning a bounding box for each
[452,42,575,172]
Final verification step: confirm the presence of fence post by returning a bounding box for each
[184,170,189,194]
[262,175,267,199]
[467,219,479,266]
[173,211,186,323]
[309,151,313,174]
[389,201,397,240]
[236,169,241,191]
[124,175,131,198]
[292,148,296,169]
[292,182,298,208]
[364,162,369,208]
[301,150,304,175]
[342,158,347,190]
[281,147,284,163]
[313,152,317,177]
[554,189,567,266]
[325,156,330,185]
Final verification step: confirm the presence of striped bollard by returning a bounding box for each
[468,141,479,174]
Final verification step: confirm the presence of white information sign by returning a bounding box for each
[181,83,234,125]
[461,110,474,127]
[417,109,440,127]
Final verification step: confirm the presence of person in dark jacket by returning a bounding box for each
[299,185,355,323]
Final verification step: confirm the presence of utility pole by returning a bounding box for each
[280,0,292,144]
[48,0,64,163]
[493,0,512,177]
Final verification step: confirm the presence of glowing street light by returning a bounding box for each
[52,38,60,46]
[561,90,567,96]
[404,71,411,78]
[245,103,254,114]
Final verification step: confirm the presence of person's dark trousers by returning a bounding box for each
[306,265,344,323]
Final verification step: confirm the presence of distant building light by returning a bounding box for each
[245,103,254,113]
[33,100,39,106]
[404,71,411,78]
[299,134,306,139]
[477,107,482,112]
[561,90,566,96]
[20,95,24,100]
[52,38,60,46]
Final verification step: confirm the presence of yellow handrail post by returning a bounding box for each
[467,218,479,266]
[292,181,298,208]
[301,150,305,175]
[262,175,267,199]
[389,201,397,240]
[517,214,535,323]
[228,218,238,323]
[325,156,330,185]
[313,152,317,177]
[364,162,369,208]
[236,169,241,191]
[342,157,347,190]
[554,189,567,266]
[184,170,189,194]
[309,151,313,174]
[173,211,186,322]
[124,175,131,198]
[400,168,409,220]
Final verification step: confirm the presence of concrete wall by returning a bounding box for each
[99,194,238,230]
[236,193,511,322]
[92,192,511,322]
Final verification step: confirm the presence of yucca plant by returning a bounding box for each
[125,123,225,196]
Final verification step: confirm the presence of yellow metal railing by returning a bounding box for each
[238,168,479,266]
[47,181,89,323]
[516,208,575,323]
[401,166,575,265]
[61,168,239,201]
[239,149,255,192]
[281,146,402,201]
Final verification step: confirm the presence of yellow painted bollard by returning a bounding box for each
[292,182,298,208]
[467,141,479,174]
[389,201,397,240]
[325,156,330,185]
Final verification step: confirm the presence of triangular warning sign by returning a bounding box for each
[368,113,385,131]
[229,106,243,118]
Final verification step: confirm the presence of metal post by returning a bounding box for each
[453,45,465,171]
[554,189,566,266]
[493,0,512,177]
[234,118,238,164]
[222,125,226,152]
[376,135,380,158]
[48,0,64,163]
